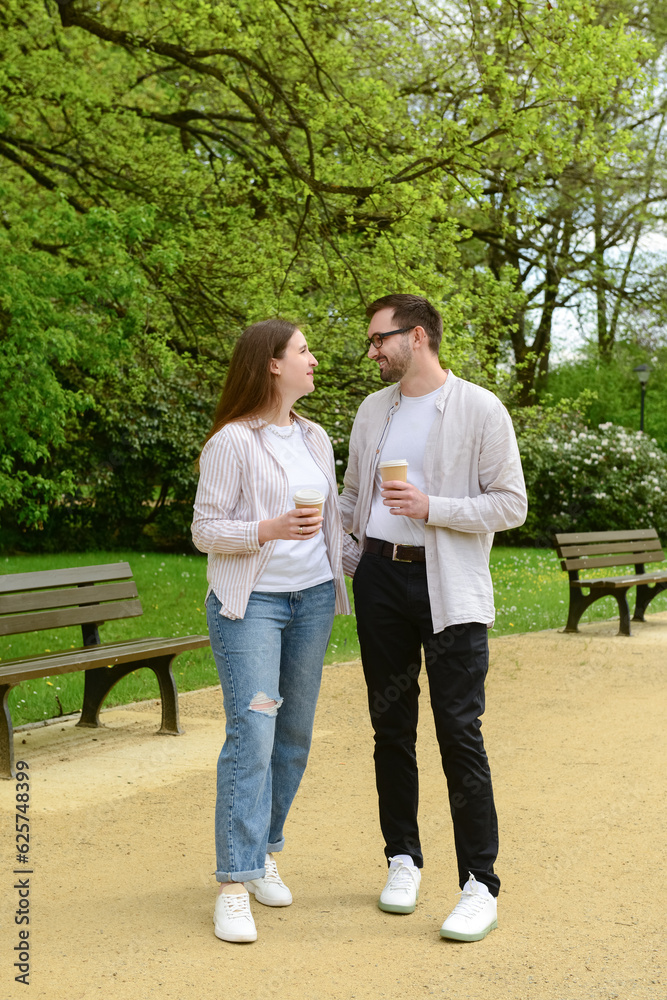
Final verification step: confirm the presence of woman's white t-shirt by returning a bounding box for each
[253,421,333,592]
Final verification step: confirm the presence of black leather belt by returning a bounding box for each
[364,537,426,563]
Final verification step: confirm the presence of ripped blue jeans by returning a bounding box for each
[206,581,335,882]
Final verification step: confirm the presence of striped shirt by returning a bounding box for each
[192,413,356,620]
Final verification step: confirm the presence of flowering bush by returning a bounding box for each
[505,415,667,545]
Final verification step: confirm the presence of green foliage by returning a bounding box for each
[0,0,658,549]
[0,341,215,551]
[543,343,667,450]
[0,198,172,537]
[456,1,667,397]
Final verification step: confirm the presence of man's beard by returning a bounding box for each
[378,341,411,383]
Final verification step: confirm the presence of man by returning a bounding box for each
[339,294,527,941]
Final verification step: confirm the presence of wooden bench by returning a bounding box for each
[0,562,210,778]
[553,529,667,636]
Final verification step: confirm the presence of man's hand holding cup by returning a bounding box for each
[379,459,429,520]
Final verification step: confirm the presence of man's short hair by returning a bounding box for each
[366,294,443,355]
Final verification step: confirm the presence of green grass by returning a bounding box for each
[3,546,667,726]
[489,545,667,635]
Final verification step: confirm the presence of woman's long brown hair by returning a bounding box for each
[202,318,298,448]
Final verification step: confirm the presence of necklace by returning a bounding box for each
[265,418,296,439]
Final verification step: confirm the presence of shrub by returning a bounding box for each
[0,348,213,554]
[504,412,667,545]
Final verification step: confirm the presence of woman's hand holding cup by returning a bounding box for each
[259,507,323,543]
[281,506,323,540]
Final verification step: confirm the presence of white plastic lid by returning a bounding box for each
[293,488,325,504]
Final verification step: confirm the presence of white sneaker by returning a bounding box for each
[244,853,292,907]
[378,858,421,913]
[439,874,498,941]
[214,886,257,942]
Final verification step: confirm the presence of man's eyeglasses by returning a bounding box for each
[367,327,413,349]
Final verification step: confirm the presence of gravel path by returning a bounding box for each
[1,615,665,999]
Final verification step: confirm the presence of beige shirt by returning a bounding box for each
[192,414,356,620]
[338,372,527,632]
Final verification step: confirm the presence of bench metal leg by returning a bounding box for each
[633,581,667,622]
[614,590,632,636]
[564,586,633,635]
[564,587,599,632]
[151,655,183,735]
[0,684,15,780]
[77,656,183,735]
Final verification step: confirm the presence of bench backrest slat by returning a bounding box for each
[0,563,143,639]
[553,529,665,574]
[557,539,663,559]
[0,562,133,594]
[0,581,139,616]
[0,599,143,638]
[561,552,664,572]
[554,529,657,545]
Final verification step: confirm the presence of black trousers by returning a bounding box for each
[353,551,500,896]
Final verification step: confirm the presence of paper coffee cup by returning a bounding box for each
[378,459,408,483]
[293,489,325,535]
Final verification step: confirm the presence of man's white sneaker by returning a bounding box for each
[244,853,293,907]
[439,874,498,941]
[378,858,421,913]
[214,886,257,943]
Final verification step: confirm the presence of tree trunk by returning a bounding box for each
[534,260,559,394]
[509,309,538,405]
[594,182,612,359]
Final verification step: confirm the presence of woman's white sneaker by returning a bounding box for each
[378,858,421,913]
[244,853,293,907]
[214,886,257,942]
[439,874,497,941]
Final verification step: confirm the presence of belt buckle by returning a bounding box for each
[392,543,412,563]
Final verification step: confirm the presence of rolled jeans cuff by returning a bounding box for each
[215,865,265,883]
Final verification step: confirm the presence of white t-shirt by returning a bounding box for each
[366,386,441,545]
[254,422,333,592]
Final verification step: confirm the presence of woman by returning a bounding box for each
[192,318,356,943]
